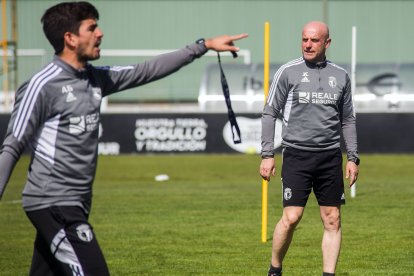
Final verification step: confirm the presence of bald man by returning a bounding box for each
[260,21,359,276]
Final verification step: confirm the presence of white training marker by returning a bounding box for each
[154,174,169,182]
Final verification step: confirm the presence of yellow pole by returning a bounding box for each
[261,21,270,243]
[1,0,9,110]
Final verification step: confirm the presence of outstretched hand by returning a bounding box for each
[204,34,248,53]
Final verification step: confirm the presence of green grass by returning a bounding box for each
[0,154,413,275]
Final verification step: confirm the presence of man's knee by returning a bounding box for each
[280,207,303,230]
[321,207,341,230]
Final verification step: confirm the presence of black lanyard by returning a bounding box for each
[217,52,242,144]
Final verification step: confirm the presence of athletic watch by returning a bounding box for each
[348,157,360,165]
[196,38,205,46]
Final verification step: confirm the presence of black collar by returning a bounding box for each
[53,55,90,79]
[304,58,328,69]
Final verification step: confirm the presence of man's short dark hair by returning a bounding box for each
[41,1,99,54]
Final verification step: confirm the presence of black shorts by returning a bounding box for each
[25,206,109,276]
[281,147,345,207]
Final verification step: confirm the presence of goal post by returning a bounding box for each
[351,26,357,198]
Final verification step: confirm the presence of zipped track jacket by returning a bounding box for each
[261,57,359,159]
[0,43,207,212]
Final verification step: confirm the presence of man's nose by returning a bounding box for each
[96,28,104,38]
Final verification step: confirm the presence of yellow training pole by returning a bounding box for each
[261,21,270,243]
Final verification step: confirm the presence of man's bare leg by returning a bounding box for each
[320,206,341,274]
[271,206,305,268]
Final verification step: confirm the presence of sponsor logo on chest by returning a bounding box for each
[299,91,339,105]
[69,112,100,134]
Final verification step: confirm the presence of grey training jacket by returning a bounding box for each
[261,57,359,159]
[0,43,207,212]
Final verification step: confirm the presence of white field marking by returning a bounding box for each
[1,199,22,204]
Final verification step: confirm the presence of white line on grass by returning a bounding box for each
[1,199,22,204]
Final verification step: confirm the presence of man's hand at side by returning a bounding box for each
[346,161,359,187]
[260,157,276,181]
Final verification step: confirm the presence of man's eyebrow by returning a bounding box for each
[88,23,98,30]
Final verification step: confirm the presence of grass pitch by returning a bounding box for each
[0,154,413,275]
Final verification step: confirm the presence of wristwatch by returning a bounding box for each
[348,157,360,165]
[196,38,205,45]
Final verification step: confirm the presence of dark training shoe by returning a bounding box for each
[268,265,282,276]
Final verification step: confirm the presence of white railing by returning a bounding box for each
[1,49,48,112]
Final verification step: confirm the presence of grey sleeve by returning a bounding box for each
[341,75,359,160]
[0,147,19,199]
[5,81,48,152]
[0,81,47,199]
[261,68,289,157]
[101,43,208,95]
[261,105,277,157]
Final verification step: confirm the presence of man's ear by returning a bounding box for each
[325,37,332,49]
[64,32,77,48]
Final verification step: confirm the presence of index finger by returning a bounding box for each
[349,174,357,187]
[229,33,249,41]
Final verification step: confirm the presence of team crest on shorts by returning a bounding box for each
[76,224,94,242]
[284,187,292,200]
